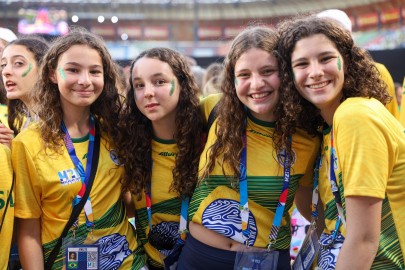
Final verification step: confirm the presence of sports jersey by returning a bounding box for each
[375,63,399,119]
[0,144,13,269]
[320,97,405,269]
[13,124,146,270]
[0,104,8,127]
[400,76,405,127]
[133,138,183,268]
[190,94,319,250]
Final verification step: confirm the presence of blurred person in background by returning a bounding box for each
[202,62,223,97]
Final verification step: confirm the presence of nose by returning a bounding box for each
[250,73,265,90]
[2,63,11,77]
[78,71,91,86]
[144,83,155,98]
[309,61,324,79]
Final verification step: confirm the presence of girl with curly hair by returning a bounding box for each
[117,47,204,270]
[13,28,146,269]
[277,15,405,269]
[0,36,49,148]
[177,26,319,270]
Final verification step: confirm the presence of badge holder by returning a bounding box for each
[292,221,320,270]
[63,234,100,270]
[234,244,279,270]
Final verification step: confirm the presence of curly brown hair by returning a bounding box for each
[2,36,49,134]
[117,47,204,199]
[275,15,390,154]
[31,27,123,152]
[200,26,282,182]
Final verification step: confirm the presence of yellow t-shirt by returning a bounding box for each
[0,144,13,269]
[13,124,146,269]
[190,94,320,249]
[400,77,405,127]
[133,138,182,268]
[375,63,399,120]
[0,104,8,127]
[320,97,405,269]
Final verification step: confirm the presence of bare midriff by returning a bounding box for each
[189,221,246,252]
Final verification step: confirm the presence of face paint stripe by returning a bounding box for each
[22,63,32,77]
[337,56,342,71]
[58,66,66,80]
[169,80,175,96]
[235,77,238,87]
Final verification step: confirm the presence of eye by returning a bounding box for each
[66,68,79,73]
[154,79,166,86]
[0,63,6,70]
[262,68,277,75]
[90,69,103,75]
[320,56,335,63]
[292,61,308,69]
[133,82,144,89]
[236,72,250,78]
[14,61,24,67]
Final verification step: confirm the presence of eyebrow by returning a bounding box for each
[292,51,336,64]
[133,73,166,81]
[64,62,102,69]
[1,54,28,62]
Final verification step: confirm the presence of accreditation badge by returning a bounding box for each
[64,237,100,270]
[292,222,320,270]
[234,246,279,270]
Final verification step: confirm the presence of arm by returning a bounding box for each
[123,191,135,218]
[0,123,14,148]
[335,196,381,270]
[17,218,44,270]
[294,185,312,221]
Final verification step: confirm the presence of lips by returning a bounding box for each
[307,81,330,89]
[249,91,271,99]
[4,81,16,91]
[145,103,159,109]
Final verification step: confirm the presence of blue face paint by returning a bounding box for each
[22,63,32,77]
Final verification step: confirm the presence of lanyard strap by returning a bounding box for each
[61,115,96,229]
[145,185,189,243]
[239,133,291,247]
[330,129,346,227]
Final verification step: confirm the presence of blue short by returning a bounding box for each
[177,233,291,270]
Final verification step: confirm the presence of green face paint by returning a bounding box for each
[234,77,238,87]
[337,56,342,71]
[58,67,66,80]
[22,63,32,77]
[169,80,175,96]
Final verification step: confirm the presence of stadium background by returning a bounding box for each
[0,0,404,82]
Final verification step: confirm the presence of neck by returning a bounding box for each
[63,108,91,138]
[152,118,176,141]
[319,98,342,126]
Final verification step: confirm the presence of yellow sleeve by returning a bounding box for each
[400,77,405,127]
[375,63,400,120]
[12,136,42,218]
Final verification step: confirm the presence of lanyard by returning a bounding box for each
[329,129,346,227]
[61,115,96,230]
[145,179,189,244]
[239,132,291,248]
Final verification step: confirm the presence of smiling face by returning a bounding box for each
[234,48,280,122]
[132,57,180,126]
[1,44,39,104]
[50,44,104,113]
[291,34,345,121]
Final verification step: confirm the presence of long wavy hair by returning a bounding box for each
[200,26,282,182]
[275,16,390,152]
[31,27,123,152]
[2,36,49,134]
[118,47,204,199]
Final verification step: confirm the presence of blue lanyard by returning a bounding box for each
[145,175,189,244]
[61,115,95,229]
[239,132,291,248]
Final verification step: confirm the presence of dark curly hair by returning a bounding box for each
[31,27,123,152]
[117,47,204,199]
[275,15,390,155]
[200,26,282,182]
[2,36,49,134]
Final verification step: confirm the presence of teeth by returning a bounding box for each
[251,92,270,99]
[309,81,328,89]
